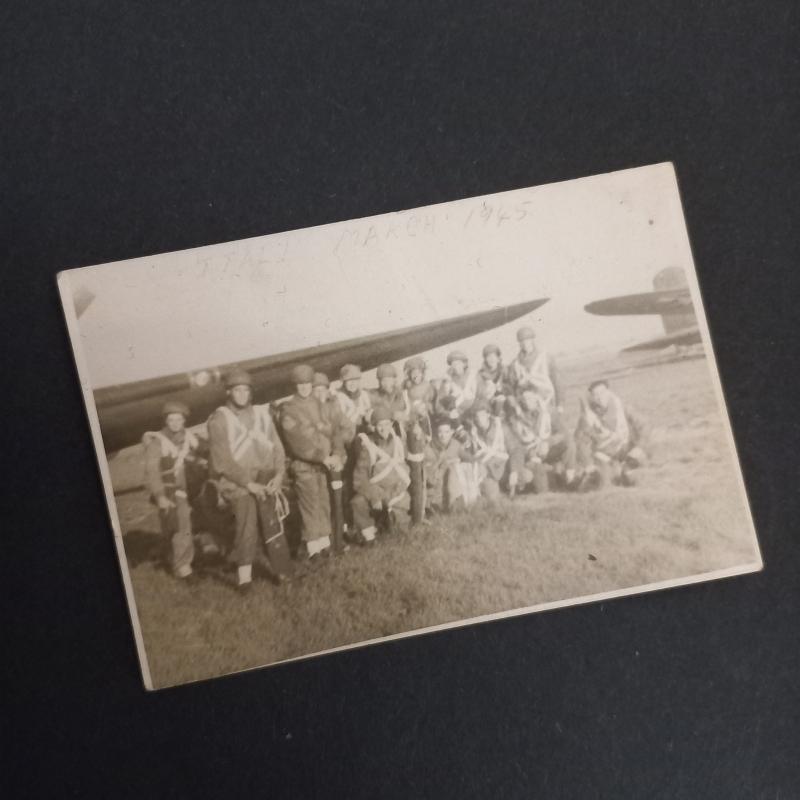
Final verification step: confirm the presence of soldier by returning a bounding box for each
[143,400,205,583]
[505,388,577,494]
[476,343,507,414]
[334,363,372,446]
[435,350,478,423]
[506,326,564,412]
[313,371,348,552]
[403,356,436,418]
[402,356,434,523]
[350,406,411,543]
[313,372,348,437]
[370,363,409,435]
[424,415,480,514]
[207,370,292,594]
[280,364,345,560]
[575,379,648,489]
[465,399,511,504]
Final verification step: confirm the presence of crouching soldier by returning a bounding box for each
[575,379,648,489]
[280,364,345,560]
[466,399,510,504]
[506,388,577,494]
[424,415,480,514]
[207,370,293,594]
[143,400,205,583]
[350,407,411,543]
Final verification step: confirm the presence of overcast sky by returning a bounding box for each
[61,163,698,389]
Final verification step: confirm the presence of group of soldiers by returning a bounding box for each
[143,325,647,592]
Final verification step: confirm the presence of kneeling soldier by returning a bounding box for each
[351,407,411,543]
[466,399,511,504]
[424,415,480,514]
[143,400,204,583]
[506,388,577,494]
[207,370,292,593]
[280,364,345,559]
[575,379,648,489]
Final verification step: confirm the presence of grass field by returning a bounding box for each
[111,354,760,689]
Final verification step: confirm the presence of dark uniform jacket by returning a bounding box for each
[280,394,345,465]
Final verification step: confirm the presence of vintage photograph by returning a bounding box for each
[58,163,761,690]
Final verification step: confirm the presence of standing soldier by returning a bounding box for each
[402,356,434,523]
[575,379,648,489]
[370,363,409,435]
[143,400,204,584]
[505,388,577,494]
[280,364,344,560]
[424,415,480,514]
[350,407,411,543]
[403,356,436,418]
[506,326,564,413]
[466,399,511,504]
[476,343,507,414]
[207,370,292,594]
[313,371,348,553]
[334,364,372,446]
[435,350,478,423]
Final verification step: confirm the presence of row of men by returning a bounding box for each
[143,325,646,592]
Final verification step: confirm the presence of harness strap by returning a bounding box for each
[358,432,411,488]
[218,404,273,461]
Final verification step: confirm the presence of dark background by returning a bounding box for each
[3,1,798,797]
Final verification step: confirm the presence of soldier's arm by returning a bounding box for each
[280,410,329,464]
[269,417,287,479]
[143,437,166,500]
[549,356,564,408]
[351,440,381,503]
[208,412,251,488]
[503,423,526,476]
[625,405,648,447]
[330,408,347,459]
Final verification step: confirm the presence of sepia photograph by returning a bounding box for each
[58,162,761,690]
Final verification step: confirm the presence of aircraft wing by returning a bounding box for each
[584,288,693,316]
[94,297,549,452]
[621,325,701,352]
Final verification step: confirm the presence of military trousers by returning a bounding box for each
[226,490,289,574]
[158,491,194,577]
[290,460,332,542]
[351,491,410,534]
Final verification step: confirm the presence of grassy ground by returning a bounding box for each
[112,355,759,689]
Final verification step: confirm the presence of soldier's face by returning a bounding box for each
[475,410,490,430]
[436,425,453,446]
[590,385,609,407]
[484,352,499,369]
[230,385,251,408]
[410,368,423,384]
[520,337,535,354]
[165,413,185,433]
[313,385,328,402]
[450,359,466,376]
[376,419,393,439]
[379,377,396,393]
[296,382,312,398]
[344,378,361,393]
